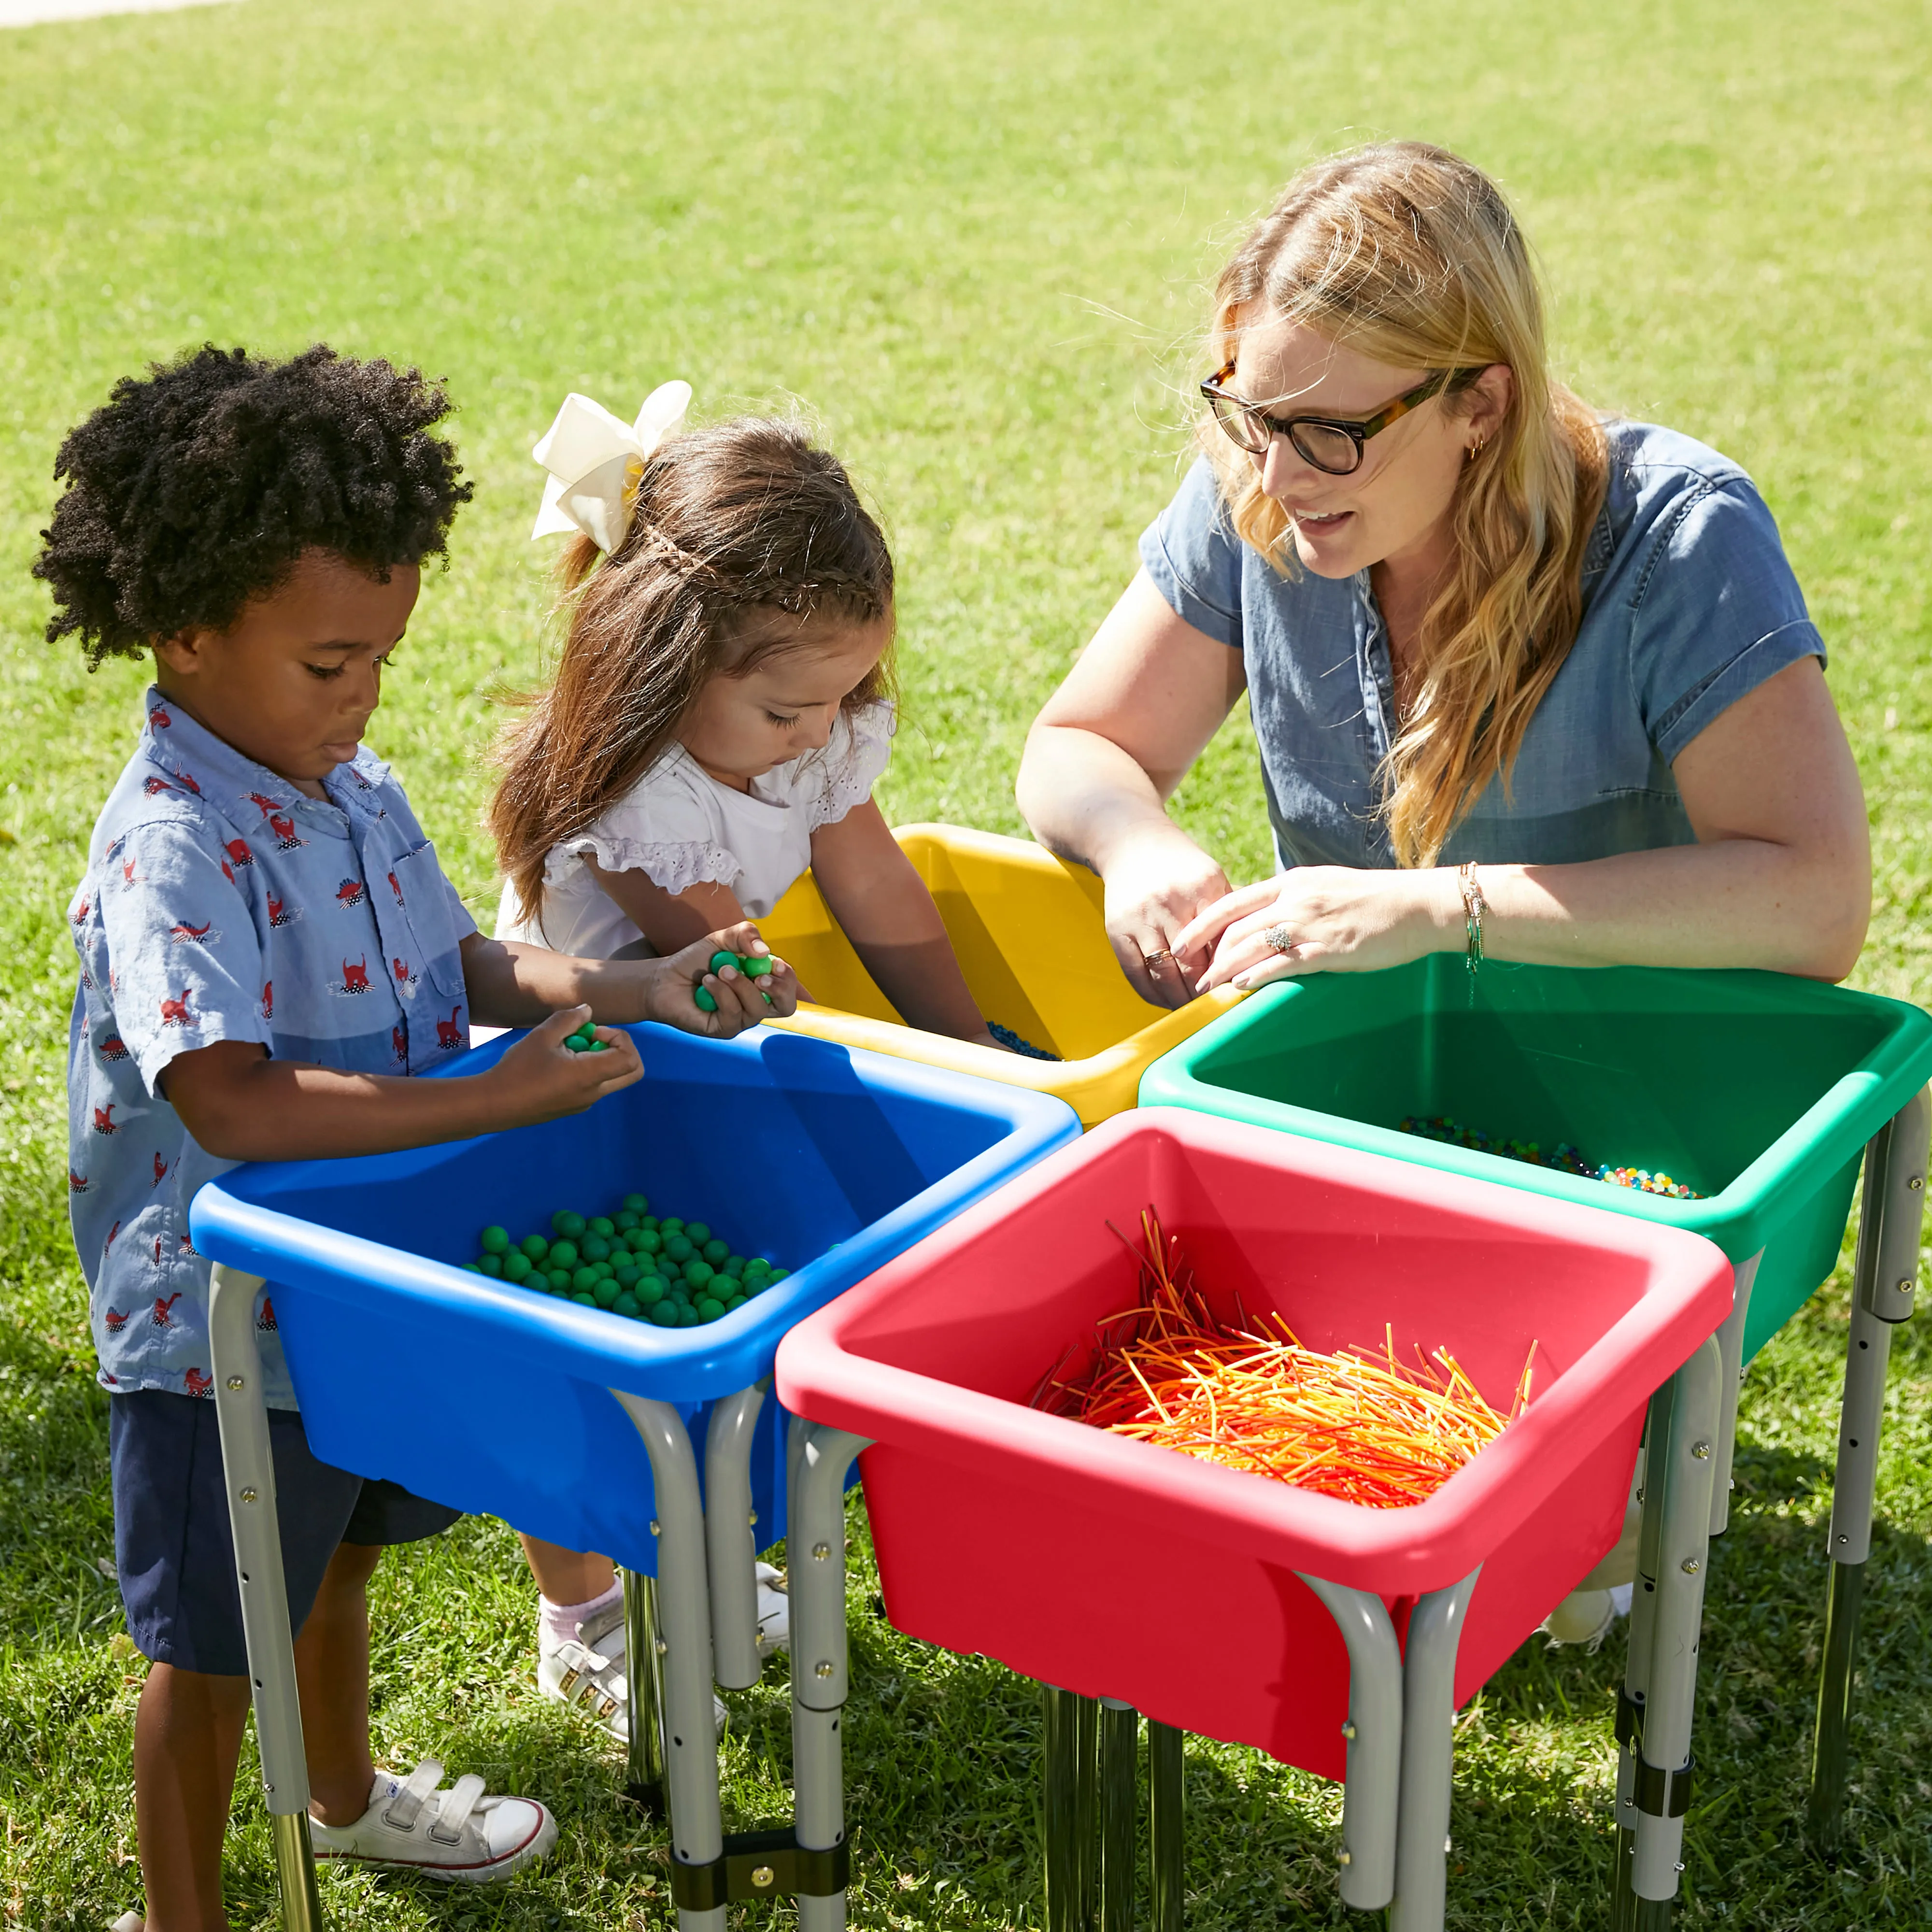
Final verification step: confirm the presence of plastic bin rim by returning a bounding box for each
[1141,971,1932,1240]
[777,1107,1734,1593]
[188,1025,1081,1401]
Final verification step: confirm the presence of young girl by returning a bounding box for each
[488,390,1005,1734]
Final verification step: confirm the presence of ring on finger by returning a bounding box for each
[1263,923,1294,955]
[1141,946,1174,970]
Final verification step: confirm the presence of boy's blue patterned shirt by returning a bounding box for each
[67,689,477,1409]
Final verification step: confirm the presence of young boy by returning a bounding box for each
[37,344,794,1930]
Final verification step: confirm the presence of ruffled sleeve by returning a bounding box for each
[545,753,744,898]
[804,701,896,833]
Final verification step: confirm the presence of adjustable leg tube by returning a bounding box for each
[623,1568,668,1815]
[1706,1253,1759,1539]
[1630,1338,1723,1920]
[1808,1088,1930,1853]
[208,1264,326,1932]
[1073,1692,1098,1932]
[1389,1569,1482,1932]
[1299,1575,1404,1912]
[704,1382,769,1690]
[613,1393,724,1932]
[1147,1720,1185,1932]
[1042,1687,1082,1932]
[1097,1699,1137,1932]
[788,1419,871,1932]
[1612,1407,1664,1932]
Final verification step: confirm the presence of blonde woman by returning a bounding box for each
[1017,141,1868,1006]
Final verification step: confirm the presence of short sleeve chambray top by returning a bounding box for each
[67,690,478,1409]
[1138,421,1825,870]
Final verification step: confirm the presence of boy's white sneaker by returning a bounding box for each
[308,1762,556,1882]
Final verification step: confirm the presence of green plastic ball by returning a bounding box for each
[664,1234,694,1263]
[581,1234,611,1262]
[520,1234,550,1261]
[632,1228,662,1254]
[461,1262,483,1274]
[548,1239,579,1270]
[622,1192,650,1213]
[769,1267,790,1283]
[743,953,773,978]
[478,1253,503,1277]
[635,1275,666,1307]
[592,1277,621,1308]
[480,1225,510,1253]
[552,1210,586,1238]
[614,1264,640,1289]
[505,1252,532,1282]
[613,1292,641,1319]
[694,985,718,1013]
[725,1295,747,1313]
[548,1269,571,1293]
[571,1265,599,1293]
[659,1216,683,1233]
[648,1300,679,1327]
[614,1210,639,1232]
[685,1221,711,1246]
[702,1237,729,1265]
[683,1260,713,1289]
[587,1215,614,1237]
[572,1292,597,1307]
[709,949,739,976]
[696,1296,725,1322]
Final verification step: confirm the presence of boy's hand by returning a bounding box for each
[641,925,801,1037]
[485,1006,643,1125]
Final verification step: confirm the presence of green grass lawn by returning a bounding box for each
[3,0,1931,1925]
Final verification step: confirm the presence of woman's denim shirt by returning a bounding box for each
[1138,422,1825,869]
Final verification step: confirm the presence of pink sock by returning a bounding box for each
[539,1579,622,1650]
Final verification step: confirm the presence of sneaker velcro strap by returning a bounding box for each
[382,1760,445,1831]
[429,1773,487,1845]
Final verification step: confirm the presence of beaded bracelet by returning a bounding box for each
[1458,861,1487,976]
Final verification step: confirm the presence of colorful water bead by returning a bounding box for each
[1397,1116,1701,1199]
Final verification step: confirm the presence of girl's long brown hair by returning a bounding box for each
[1205,142,1609,867]
[490,416,896,928]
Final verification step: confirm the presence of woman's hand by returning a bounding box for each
[1101,826,1235,1009]
[635,924,801,1036]
[1183,867,1459,993]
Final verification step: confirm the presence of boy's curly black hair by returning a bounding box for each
[34,343,475,667]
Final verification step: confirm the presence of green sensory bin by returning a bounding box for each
[1139,957,1932,1362]
[465,1191,796,1329]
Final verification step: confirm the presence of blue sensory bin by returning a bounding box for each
[189,1024,1080,1574]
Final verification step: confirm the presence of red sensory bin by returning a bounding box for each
[776,1108,1732,1776]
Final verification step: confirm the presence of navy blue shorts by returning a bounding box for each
[110,1389,461,1677]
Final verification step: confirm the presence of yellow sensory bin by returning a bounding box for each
[758,824,1241,1127]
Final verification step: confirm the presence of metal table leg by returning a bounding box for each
[704,1382,769,1691]
[1706,1253,1759,1539]
[612,1392,725,1932]
[1628,1337,1723,1925]
[1073,1690,1098,1931]
[622,1567,668,1814]
[1147,1719,1184,1932]
[789,1419,871,1932]
[1299,1574,1404,1912]
[1097,1699,1137,1932]
[1612,1399,1663,1932]
[1808,1088,1930,1852]
[1389,1569,1482,1932]
[1042,1687,1082,1932]
[208,1263,326,1932]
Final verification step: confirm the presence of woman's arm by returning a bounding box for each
[808,801,994,1043]
[1016,570,1249,1006]
[1187,657,1872,988]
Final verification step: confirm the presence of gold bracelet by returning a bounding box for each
[1458,861,1486,976]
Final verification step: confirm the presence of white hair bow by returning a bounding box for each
[529,380,693,553]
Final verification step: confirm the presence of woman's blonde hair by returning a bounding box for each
[489,417,895,930]
[1206,141,1607,867]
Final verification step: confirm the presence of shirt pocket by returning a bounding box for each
[388,843,469,1000]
